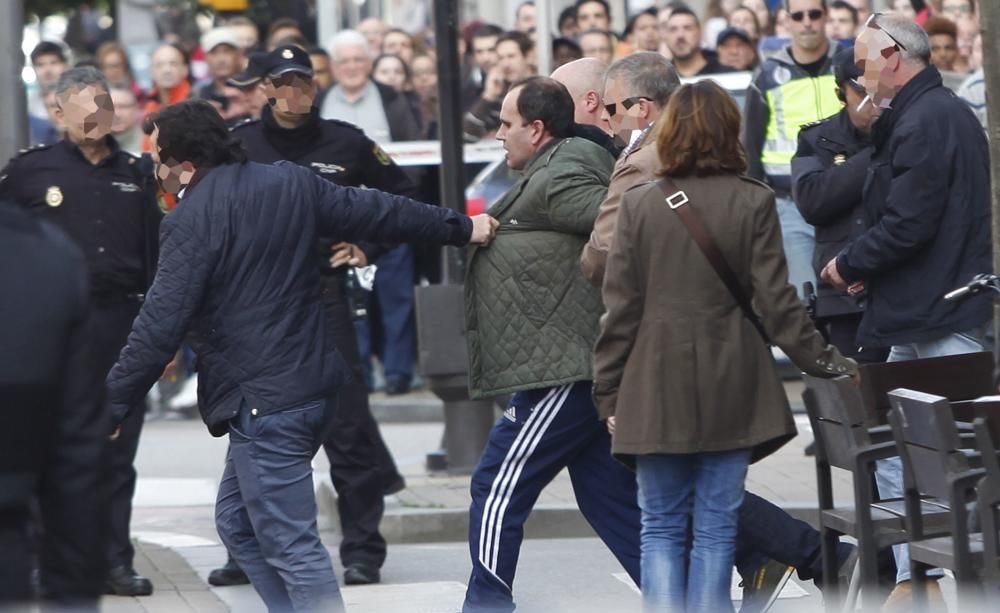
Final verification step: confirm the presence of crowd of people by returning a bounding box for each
[1,0,994,612]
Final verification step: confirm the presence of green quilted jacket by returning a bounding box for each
[465,136,615,398]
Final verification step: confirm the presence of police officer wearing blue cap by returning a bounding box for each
[791,47,888,364]
[208,44,412,588]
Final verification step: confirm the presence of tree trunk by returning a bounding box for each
[981,2,1000,357]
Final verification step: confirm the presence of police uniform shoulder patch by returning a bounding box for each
[799,118,826,131]
[373,143,393,166]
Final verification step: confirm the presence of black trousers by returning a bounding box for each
[320,276,404,569]
[822,313,890,364]
[90,299,145,570]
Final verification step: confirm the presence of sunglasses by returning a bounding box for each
[789,9,824,22]
[604,96,650,117]
[865,13,908,54]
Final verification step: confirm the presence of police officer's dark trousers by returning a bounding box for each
[463,381,641,612]
[320,275,402,569]
[216,398,344,613]
[91,297,145,571]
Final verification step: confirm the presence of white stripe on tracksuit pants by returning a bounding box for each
[462,381,641,613]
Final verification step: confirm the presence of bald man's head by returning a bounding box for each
[550,57,609,133]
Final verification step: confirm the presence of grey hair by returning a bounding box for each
[872,12,930,65]
[603,52,681,107]
[55,66,109,99]
[328,30,371,60]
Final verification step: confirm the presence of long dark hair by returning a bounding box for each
[142,100,247,167]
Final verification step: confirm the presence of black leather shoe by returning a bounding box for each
[343,563,380,585]
[208,557,251,587]
[104,565,153,597]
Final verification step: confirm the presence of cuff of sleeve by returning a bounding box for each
[836,253,861,284]
[452,215,474,246]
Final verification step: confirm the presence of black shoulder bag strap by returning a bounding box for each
[656,177,772,345]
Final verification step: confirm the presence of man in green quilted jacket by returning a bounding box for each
[461,76,639,612]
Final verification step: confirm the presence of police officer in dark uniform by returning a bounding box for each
[208,45,408,587]
[791,48,888,365]
[0,67,161,597]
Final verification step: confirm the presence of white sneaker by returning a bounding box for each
[168,374,199,410]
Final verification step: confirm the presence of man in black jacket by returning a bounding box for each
[106,100,497,612]
[821,14,991,608]
[792,48,887,363]
[0,205,106,610]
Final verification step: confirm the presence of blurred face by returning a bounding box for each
[382,32,414,64]
[553,43,583,68]
[665,14,702,61]
[560,14,580,38]
[843,80,877,133]
[826,7,857,40]
[56,85,114,144]
[109,88,139,134]
[786,0,827,53]
[632,13,660,51]
[580,32,613,63]
[718,36,756,69]
[846,0,870,26]
[744,0,772,32]
[264,72,316,115]
[515,4,537,33]
[728,8,760,39]
[940,0,973,24]
[854,23,902,109]
[600,77,649,137]
[207,44,242,80]
[411,55,437,97]
[496,40,532,81]
[472,35,499,71]
[267,26,302,51]
[892,0,916,19]
[496,86,542,170]
[43,90,61,129]
[956,17,977,62]
[310,53,333,90]
[358,18,387,53]
[99,50,129,85]
[928,33,958,71]
[333,44,373,93]
[970,34,982,71]
[150,126,196,195]
[151,46,188,90]
[217,86,250,121]
[33,53,67,89]
[373,56,407,91]
[229,24,259,51]
[576,1,610,32]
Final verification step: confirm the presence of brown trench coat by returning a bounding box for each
[592,174,858,465]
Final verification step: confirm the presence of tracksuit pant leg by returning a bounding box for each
[463,381,641,612]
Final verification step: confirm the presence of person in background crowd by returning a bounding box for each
[222,15,260,51]
[717,27,759,71]
[265,17,303,51]
[923,16,959,73]
[29,42,69,121]
[744,0,775,35]
[823,16,991,608]
[662,7,736,76]
[553,37,584,68]
[579,29,615,64]
[939,0,975,25]
[382,28,416,64]
[953,14,976,73]
[0,202,106,611]
[791,48,886,364]
[514,1,536,34]
[957,33,985,129]
[1,66,163,598]
[30,89,62,146]
[411,53,439,138]
[575,0,612,32]
[892,0,918,21]
[197,27,244,101]
[593,78,858,613]
[844,0,870,32]
[464,23,504,103]
[728,6,763,41]
[743,0,838,300]
[826,0,858,41]
[372,53,413,94]
[143,44,193,149]
[558,5,581,38]
[624,8,661,53]
[96,41,145,103]
[358,17,388,56]
[463,31,536,140]
[110,87,144,154]
[704,0,744,49]
[309,46,334,91]
[227,54,268,121]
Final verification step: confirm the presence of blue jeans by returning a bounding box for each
[216,399,344,613]
[354,245,416,387]
[877,327,986,583]
[636,449,752,613]
[776,196,816,300]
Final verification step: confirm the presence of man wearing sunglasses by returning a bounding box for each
[742,0,839,302]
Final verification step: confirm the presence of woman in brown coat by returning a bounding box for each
[592,80,857,612]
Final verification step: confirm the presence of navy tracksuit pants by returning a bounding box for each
[463,381,641,612]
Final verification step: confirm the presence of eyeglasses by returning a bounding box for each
[865,13,908,54]
[604,96,650,117]
[789,9,824,22]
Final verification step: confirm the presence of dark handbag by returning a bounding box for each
[656,177,772,346]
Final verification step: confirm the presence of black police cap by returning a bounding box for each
[228,45,313,87]
[832,47,863,88]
